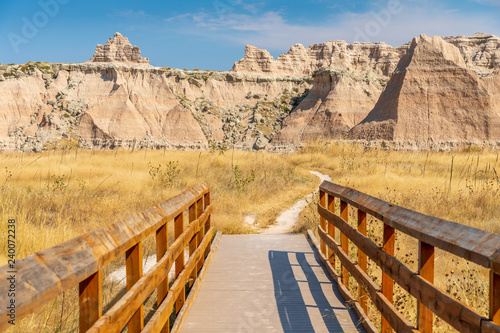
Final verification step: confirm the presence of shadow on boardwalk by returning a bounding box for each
[269,249,364,332]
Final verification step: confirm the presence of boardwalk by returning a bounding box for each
[180,234,365,333]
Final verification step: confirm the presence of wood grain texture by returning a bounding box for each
[0,183,210,329]
[319,190,327,256]
[382,224,395,333]
[79,270,102,333]
[340,200,349,289]
[328,195,335,268]
[418,242,434,333]
[126,243,144,333]
[317,227,417,333]
[87,206,213,333]
[358,209,368,315]
[143,227,214,333]
[318,204,496,333]
[319,181,500,270]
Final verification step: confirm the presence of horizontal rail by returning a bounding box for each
[0,183,212,332]
[317,180,500,333]
[320,181,500,272]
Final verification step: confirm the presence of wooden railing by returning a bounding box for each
[0,183,217,332]
[314,180,500,333]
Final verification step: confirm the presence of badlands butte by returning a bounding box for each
[1,32,500,152]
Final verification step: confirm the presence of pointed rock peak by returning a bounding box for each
[87,32,149,64]
[406,34,466,69]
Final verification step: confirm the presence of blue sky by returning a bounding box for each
[1,0,499,70]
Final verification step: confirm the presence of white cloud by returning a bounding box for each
[163,1,500,55]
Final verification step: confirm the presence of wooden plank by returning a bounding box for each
[174,212,185,314]
[188,203,197,287]
[319,181,500,270]
[316,228,416,333]
[204,192,211,258]
[327,195,335,268]
[170,231,222,333]
[143,227,214,333]
[318,204,489,333]
[319,190,327,255]
[340,200,349,289]
[126,243,144,333]
[382,224,395,333]
[491,271,500,325]
[156,223,170,333]
[418,242,434,333]
[0,183,210,330]
[196,198,204,272]
[358,209,368,315]
[88,207,212,332]
[79,270,102,333]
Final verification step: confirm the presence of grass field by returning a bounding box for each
[0,141,498,332]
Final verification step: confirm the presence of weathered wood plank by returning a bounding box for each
[320,181,500,270]
[320,190,327,256]
[328,195,335,268]
[87,206,212,332]
[143,227,214,333]
[358,209,368,314]
[196,198,204,272]
[318,204,491,333]
[79,270,102,333]
[126,243,144,333]
[382,224,395,333]
[491,270,500,325]
[156,223,170,333]
[174,212,185,314]
[340,200,349,289]
[0,183,209,329]
[418,241,434,333]
[316,227,416,333]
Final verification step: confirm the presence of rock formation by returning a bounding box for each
[232,41,407,77]
[88,32,149,64]
[0,33,499,152]
[348,35,500,145]
[272,68,386,143]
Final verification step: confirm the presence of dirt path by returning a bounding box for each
[246,170,331,234]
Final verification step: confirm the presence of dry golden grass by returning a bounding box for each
[295,140,499,332]
[1,141,499,332]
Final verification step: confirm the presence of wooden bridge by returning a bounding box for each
[1,182,499,332]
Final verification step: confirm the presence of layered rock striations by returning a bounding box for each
[1,32,499,152]
[272,68,386,144]
[88,32,149,64]
[348,35,500,146]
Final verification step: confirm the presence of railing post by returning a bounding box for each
[156,222,169,333]
[357,210,368,314]
[327,195,335,267]
[188,202,197,287]
[382,224,395,333]
[204,191,211,258]
[126,243,144,333]
[79,270,102,332]
[174,212,185,313]
[418,241,434,332]
[490,270,500,325]
[319,190,327,256]
[196,197,204,271]
[340,200,349,289]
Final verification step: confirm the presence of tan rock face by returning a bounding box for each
[1,33,499,152]
[272,68,386,144]
[232,41,408,76]
[348,35,500,144]
[88,32,149,64]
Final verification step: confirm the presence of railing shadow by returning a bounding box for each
[269,249,361,332]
